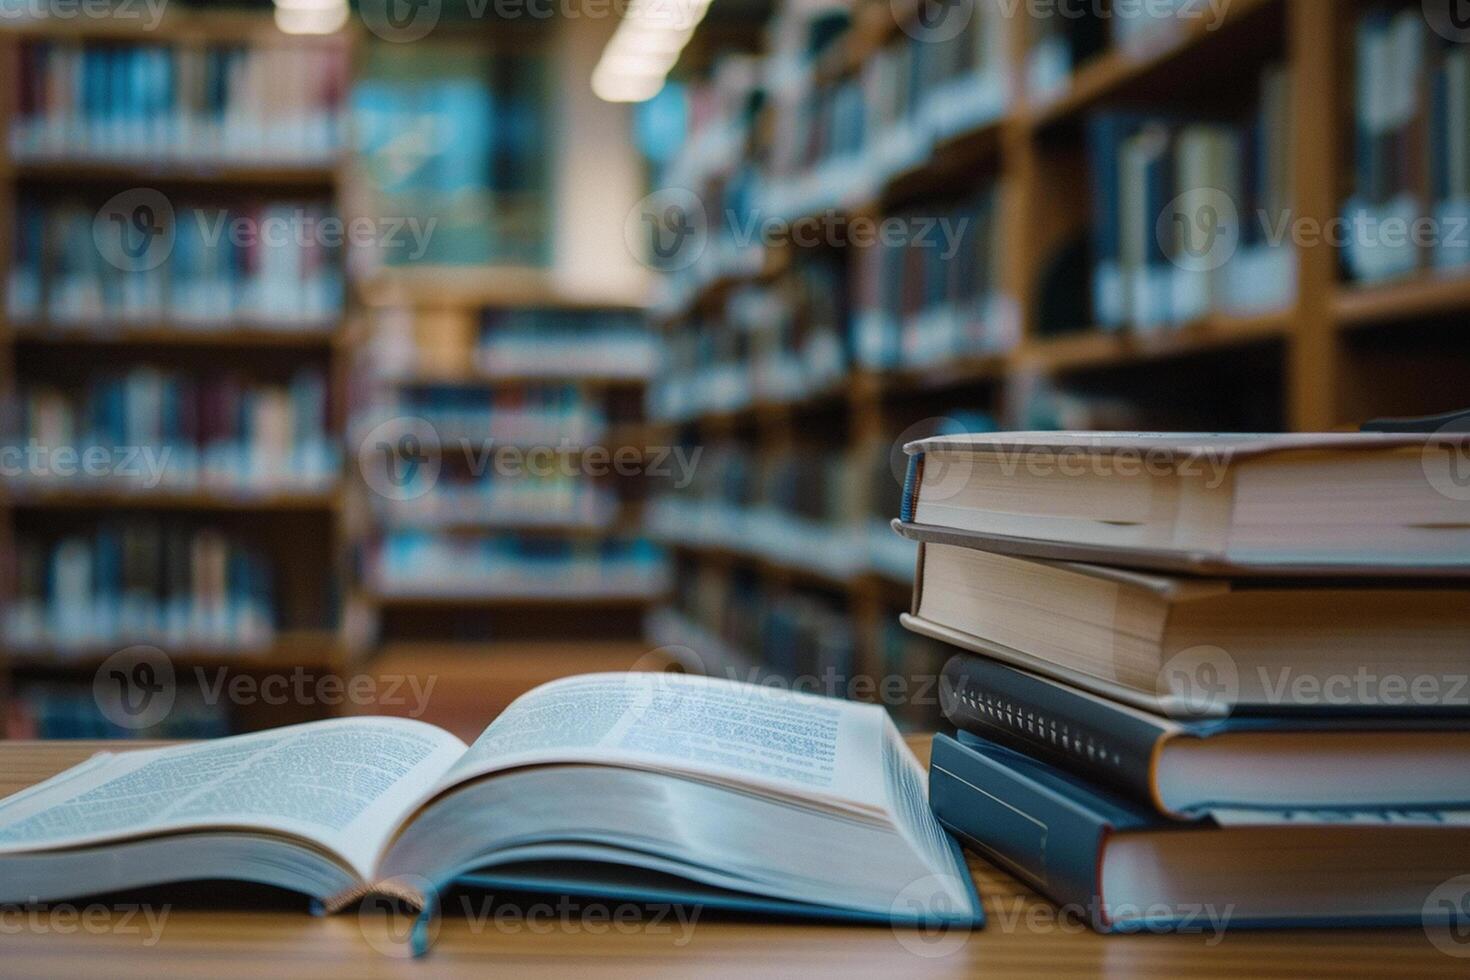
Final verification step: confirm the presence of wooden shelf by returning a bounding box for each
[384,368,650,388]
[12,159,341,188]
[1334,274,1470,328]
[358,265,649,311]
[10,322,342,349]
[1019,311,1290,373]
[8,486,342,512]
[365,590,668,610]
[668,540,863,592]
[867,353,1012,397]
[375,515,640,537]
[7,634,347,676]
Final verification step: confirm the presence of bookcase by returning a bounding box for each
[0,10,357,736]
[644,0,1470,727]
[345,280,668,658]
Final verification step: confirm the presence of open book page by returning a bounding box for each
[0,718,467,880]
[427,673,904,819]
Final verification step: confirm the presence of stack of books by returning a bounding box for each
[894,430,1470,931]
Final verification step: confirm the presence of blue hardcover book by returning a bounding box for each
[940,655,1470,819]
[931,732,1470,931]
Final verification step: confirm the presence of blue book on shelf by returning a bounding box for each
[930,732,1470,932]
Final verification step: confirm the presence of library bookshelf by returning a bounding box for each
[645,0,1470,711]
[345,273,667,665]
[0,12,358,736]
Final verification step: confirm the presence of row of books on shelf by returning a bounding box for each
[10,200,345,328]
[372,472,621,531]
[853,190,1016,369]
[6,524,278,655]
[663,556,856,687]
[652,251,851,422]
[902,429,1470,928]
[361,386,609,448]
[369,534,668,599]
[650,563,948,729]
[476,311,657,380]
[1087,63,1295,334]
[8,685,232,741]
[9,39,347,164]
[7,368,339,496]
[764,0,1009,220]
[1346,6,1470,283]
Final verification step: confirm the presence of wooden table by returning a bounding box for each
[0,737,1461,978]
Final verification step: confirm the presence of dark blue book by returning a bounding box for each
[940,655,1470,819]
[930,732,1470,931]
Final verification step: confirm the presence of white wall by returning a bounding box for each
[551,15,653,305]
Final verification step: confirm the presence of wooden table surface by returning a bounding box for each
[0,737,1462,978]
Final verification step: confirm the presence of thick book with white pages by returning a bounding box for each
[904,542,1470,717]
[896,431,1470,576]
[0,674,980,951]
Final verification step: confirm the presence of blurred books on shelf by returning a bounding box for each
[650,251,854,423]
[647,442,866,583]
[852,190,1015,371]
[1345,6,1470,283]
[655,556,856,684]
[369,534,668,600]
[7,684,231,740]
[9,38,346,164]
[9,198,344,328]
[357,384,608,448]
[1025,0,1108,101]
[7,523,277,655]
[474,310,657,381]
[1087,62,1294,333]
[7,367,338,495]
[372,472,621,533]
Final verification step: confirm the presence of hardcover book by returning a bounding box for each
[937,654,1470,817]
[897,431,1470,576]
[930,732,1470,932]
[904,542,1470,716]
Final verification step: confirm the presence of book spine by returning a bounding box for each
[899,452,922,524]
[939,655,1172,812]
[929,733,1109,926]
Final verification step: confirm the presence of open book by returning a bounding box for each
[0,673,980,948]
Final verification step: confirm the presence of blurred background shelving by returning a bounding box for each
[636,0,1470,731]
[2,0,1469,739]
